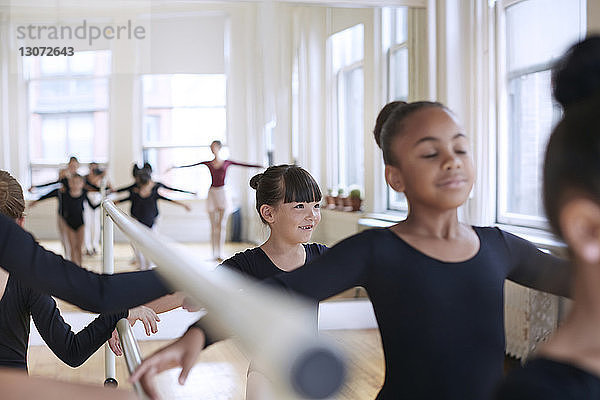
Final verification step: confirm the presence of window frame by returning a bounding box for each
[495,0,585,230]
[26,52,111,185]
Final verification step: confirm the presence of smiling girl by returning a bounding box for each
[132,103,571,400]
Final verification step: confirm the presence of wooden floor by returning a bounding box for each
[26,241,385,399]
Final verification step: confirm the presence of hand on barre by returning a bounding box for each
[182,296,201,312]
[129,327,205,400]
[127,305,160,336]
[108,329,122,356]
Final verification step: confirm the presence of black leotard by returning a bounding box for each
[193,227,570,399]
[220,243,327,280]
[118,185,175,228]
[262,227,571,400]
[195,243,328,347]
[0,274,127,370]
[0,213,171,313]
[495,358,600,399]
[37,188,99,230]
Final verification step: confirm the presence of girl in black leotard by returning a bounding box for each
[30,174,100,266]
[496,36,600,400]
[220,165,326,400]
[28,156,81,259]
[132,101,573,400]
[114,165,192,270]
[0,170,160,371]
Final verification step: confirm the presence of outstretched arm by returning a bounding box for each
[0,214,171,313]
[502,230,572,298]
[158,194,191,212]
[170,161,207,170]
[30,291,128,367]
[229,160,263,169]
[156,182,196,195]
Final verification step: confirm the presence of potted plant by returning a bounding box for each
[335,188,346,210]
[325,188,336,209]
[348,188,362,212]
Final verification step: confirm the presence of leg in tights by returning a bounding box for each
[215,208,227,262]
[57,216,71,261]
[66,225,84,266]
[208,211,218,260]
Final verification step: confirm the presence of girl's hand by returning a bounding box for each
[127,305,160,336]
[184,204,192,212]
[182,297,201,312]
[108,329,122,356]
[129,328,205,400]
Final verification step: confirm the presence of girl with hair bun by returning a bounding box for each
[0,170,160,371]
[495,36,600,400]
[169,140,263,262]
[131,164,326,400]
[133,100,572,400]
[113,163,194,270]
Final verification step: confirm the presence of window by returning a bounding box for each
[26,51,111,185]
[383,7,409,211]
[497,0,585,228]
[330,24,364,193]
[141,74,227,197]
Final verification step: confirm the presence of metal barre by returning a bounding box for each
[101,199,346,399]
[116,319,148,399]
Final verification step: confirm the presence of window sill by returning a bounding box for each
[495,223,567,256]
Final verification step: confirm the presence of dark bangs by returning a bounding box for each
[282,167,322,204]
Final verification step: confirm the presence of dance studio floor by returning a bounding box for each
[27,241,385,399]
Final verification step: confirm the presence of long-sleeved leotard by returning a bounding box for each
[194,226,571,400]
[0,213,170,313]
[0,275,127,370]
[176,160,262,187]
[37,188,100,230]
[117,184,179,228]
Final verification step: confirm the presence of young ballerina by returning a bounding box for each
[115,165,192,270]
[28,156,82,260]
[170,140,263,262]
[0,170,160,370]
[29,174,101,266]
[222,165,326,400]
[132,101,572,400]
[495,36,600,400]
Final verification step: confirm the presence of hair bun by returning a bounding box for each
[373,101,407,149]
[249,173,263,190]
[553,36,600,109]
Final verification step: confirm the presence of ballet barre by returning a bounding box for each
[101,199,346,399]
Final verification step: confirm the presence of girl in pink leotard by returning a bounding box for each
[172,140,262,261]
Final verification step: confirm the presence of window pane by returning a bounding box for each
[67,115,94,160]
[395,7,408,44]
[506,70,557,218]
[142,74,226,108]
[29,78,109,112]
[330,25,364,72]
[143,108,226,146]
[338,67,364,190]
[389,47,408,101]
[34,117,67,164]
[506,0,583,71]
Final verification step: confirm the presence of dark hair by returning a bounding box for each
[250,164,322,224]
[375,101,448,165]
[0,170,25,219]
[544,95,600,237]
[68,156,79,163]
[552,35,600,109]
[132,163,152,178]
[211,140,222,149]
